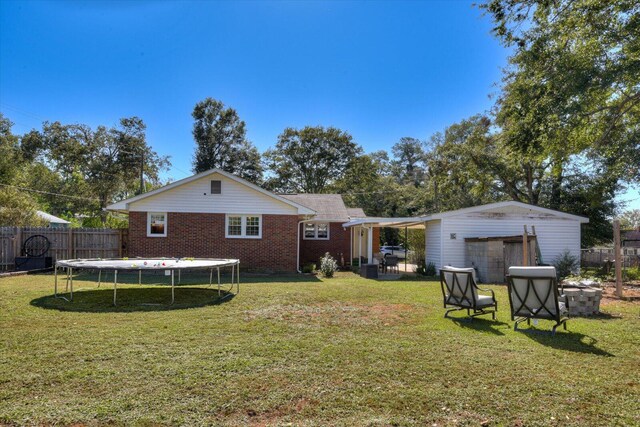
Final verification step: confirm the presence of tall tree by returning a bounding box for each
[481,0,640,199]
[0,114,44,226]
[619,209,640,230]
[264,126,362,193]
[391,137,426,187]
[25,118,170,222]
[191,98,263,183]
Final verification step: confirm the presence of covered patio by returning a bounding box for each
[343,217,428,277]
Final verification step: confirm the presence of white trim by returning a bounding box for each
[147,212,167,237]
[302,221,331,240]
[106,168,316,215]
[225,214,262,239]
[342,201,589,228]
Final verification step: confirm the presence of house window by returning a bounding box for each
[147,212,167,237]
[226,214,262,239]
[211,180,222,194]
[303,222,330,240]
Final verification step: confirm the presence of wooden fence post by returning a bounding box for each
[613,220,623,298]
[522,225,529,266]
[15,227,22,257]
[68,228,74,259]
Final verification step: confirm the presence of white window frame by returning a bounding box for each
[303,222,330,240]
[147,212,167,237]
[225,214,262,239]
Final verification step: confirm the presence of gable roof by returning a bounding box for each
[343,200,589,227]
[426,200,589,223]
[106,168,316,215]
[279,194,367,221]
[346,207,367,218]
[280,194,352,221]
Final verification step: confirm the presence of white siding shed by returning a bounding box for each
[424,202,588,275]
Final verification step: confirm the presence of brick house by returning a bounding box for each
[107,168,373,272]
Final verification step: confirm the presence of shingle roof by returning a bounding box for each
[279,194,366,221]
[346,208,366,218]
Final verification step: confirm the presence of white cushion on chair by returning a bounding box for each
[476,295,495,307]
[441,266,477,282]
[509,266,556,278]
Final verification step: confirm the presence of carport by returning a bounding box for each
[343,217,427,270]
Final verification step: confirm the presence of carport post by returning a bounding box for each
[405,226,408,272]
[367,226,373,264]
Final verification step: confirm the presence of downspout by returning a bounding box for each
[297,220,303,273]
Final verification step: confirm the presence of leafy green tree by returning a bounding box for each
[25,118,170,222]
[0,186,46,226]
[391,137,426,187]
[0,113,23,185]
[481,0,640,202]
[191,98,263,183]
[264,126,362,193]
[619,209,640,230]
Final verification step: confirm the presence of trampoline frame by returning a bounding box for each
[54,258,240,305]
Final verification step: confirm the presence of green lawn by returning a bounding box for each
[0,271,638,426]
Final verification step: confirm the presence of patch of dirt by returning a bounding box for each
[244,302,418,326]
[239,397,318,426]
[599,282,640,305]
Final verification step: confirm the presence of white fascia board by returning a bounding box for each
[426,201,589,223]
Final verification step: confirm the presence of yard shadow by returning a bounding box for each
[31,287,235,313]
[450,317,509,336]
[519,327,614,357]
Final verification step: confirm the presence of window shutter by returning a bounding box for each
[211,180,222,194]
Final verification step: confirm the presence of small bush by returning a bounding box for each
[552,249,579,280]
[320,252,338,278]
[626,266,640,281]
[425,262,436,276]
[302,263,316,274]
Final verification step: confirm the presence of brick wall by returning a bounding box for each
[299,222,351,267]
[128,212,299,272]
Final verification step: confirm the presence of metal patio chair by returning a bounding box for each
[439,267,497,319]
[384,255,399,274]
[506,266,568,334]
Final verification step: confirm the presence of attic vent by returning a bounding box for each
[210,180,222,194]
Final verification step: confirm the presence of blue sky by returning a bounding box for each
[1,0,638,209]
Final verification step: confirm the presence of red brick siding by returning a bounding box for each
[373,227,381,254]
[128,212,298,272]
[299,222,351,267]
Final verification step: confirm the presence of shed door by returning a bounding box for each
[503,239,537,278]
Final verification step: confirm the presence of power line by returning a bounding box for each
[0,183,100,201]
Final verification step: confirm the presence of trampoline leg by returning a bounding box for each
[98,269,102,288]
[139,270,141,285]
[237,262,240,294]
[54,265,58,297]
[69,268,73,301]
[65,268,70,292]
[217,267,221,297]
[171,270,175,305]
[113,270,118,306]
[209,269,213,288]
[178,269,181,285]
[231,265,234,293]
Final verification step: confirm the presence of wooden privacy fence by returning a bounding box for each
[0,227,126,271]
[581,248,640,269]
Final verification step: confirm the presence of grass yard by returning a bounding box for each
[0,271,638,426]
